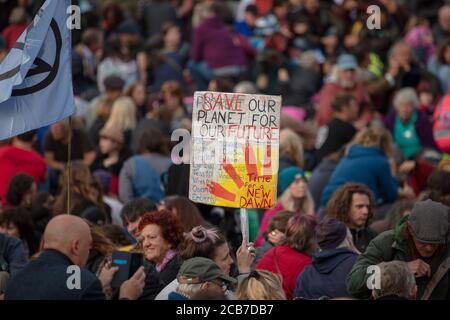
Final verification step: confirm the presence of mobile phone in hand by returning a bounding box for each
[111,250,143,288]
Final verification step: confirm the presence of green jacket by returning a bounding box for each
[346,215,450,300]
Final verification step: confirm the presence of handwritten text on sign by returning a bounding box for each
[189,91,281,209]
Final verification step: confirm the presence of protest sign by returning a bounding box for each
[189,91,281,209]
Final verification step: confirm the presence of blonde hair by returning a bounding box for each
[95,98,114,121]
[236,270,286,300]
[351,127,394,158]
[280,128,304,168]
[104,97,136,131]
[279,186,315,215]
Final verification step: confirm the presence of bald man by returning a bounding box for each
[5,215,145,300]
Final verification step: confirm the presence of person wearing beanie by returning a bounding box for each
[294,218,359,299]
[255,166,315,247]
[91,126,132,196]
[85,75,125,130]
[347,199,450,300]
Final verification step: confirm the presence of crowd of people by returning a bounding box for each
[1,0,450,300]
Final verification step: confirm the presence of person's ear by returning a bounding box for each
[71,239,80,256]
[200,282,209,290]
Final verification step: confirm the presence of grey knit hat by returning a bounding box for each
[409,200,449,244]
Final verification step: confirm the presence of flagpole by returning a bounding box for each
[67,116,72,215]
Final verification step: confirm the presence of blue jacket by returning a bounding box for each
[0,233,27,276]
[320,145,398,207]
[308,158,339,208]
[5,250,105,300]
[294,248,358,299]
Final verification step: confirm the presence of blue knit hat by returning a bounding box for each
[278,166,306,196]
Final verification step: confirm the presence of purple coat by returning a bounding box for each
[190,17,247,69]
[384,108,437,151]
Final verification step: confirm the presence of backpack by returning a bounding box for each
[131,156,165,203]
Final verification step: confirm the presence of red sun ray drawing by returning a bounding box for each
[206,144,273,204]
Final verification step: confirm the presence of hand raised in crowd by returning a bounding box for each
[407,259,431,278]
[119,266,146,300]
[268,229,286,246]
[99,261,119,299]
[236,240,256,274]
[278,68,290,82]
[398,160,416,174]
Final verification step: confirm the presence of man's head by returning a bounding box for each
[336,54,358,89]
[12,130,37,145]
[50,120,70,141]
[117,20,141,47]
[389,41,413,65]
[244,5,258,27]
[81,28,104,53]
[103,75,124,100]
[326,183,375,230]
[176,257,237,298]
[438,5,450,32]
[43,215,92,267]
[161,22,181,50]
[332,93,358,122]
[372,261,417,300]
[120,198,157,239]
[407,200,449,258]
[303,0,319,14]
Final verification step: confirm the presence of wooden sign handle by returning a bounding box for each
[240,208,249,245]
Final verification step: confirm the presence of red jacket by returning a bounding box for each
[0,145,47,206]
[256,245,312,300]
[2,24,27,50]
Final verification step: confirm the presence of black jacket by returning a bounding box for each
[139,260,166,300]
[5,249,105,300]
[158,255,183,288]
[351,227,378,253]
[141,254,183,298]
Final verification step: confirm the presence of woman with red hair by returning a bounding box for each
[138,209,184,286]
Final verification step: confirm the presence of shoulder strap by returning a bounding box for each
[273,247,283,284]
[421,257,450,300]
